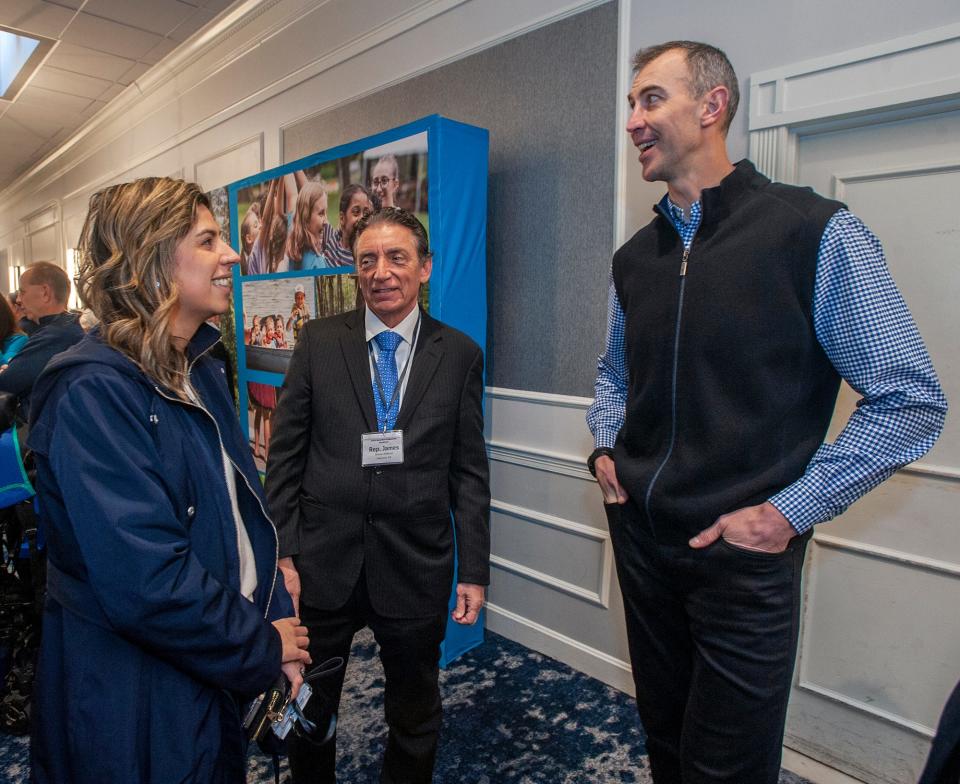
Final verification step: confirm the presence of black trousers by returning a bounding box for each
[607,501,810,784]
[919,677,960,784]
[289,569,446,784]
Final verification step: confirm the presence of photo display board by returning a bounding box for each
[228,116,489,664]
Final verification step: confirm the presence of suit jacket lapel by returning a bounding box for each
[340,309,377,431]
[396,311,443,431]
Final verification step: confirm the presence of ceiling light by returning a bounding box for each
[0,25,57,103]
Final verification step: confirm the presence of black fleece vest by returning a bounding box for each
[612,160,844,543]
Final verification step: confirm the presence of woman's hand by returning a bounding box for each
[282,660,305,701]
[272,616,310,701]
[272,617,310,660]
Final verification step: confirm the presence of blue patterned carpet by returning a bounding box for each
[2,629,811,783]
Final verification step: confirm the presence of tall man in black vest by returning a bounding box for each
[266,208,490,784]
[587,42,946,783]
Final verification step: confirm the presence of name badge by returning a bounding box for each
[361,430,404,466]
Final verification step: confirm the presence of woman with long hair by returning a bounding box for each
[0,294,27,365]
[27,177,310,784]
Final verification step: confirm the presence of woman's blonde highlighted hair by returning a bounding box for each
[76,177,211,401]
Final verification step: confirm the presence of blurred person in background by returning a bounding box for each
[0,296,28,366]
[0,263,83,421]
[7,292,37,337]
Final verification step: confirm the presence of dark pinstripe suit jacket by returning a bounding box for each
[264,308,490,618]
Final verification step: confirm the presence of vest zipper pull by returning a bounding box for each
[680,246,690,277]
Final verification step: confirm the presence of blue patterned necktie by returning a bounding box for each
[373,330,403,431]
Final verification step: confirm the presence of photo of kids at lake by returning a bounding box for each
[241,274,359,375]
[241,274,356,471]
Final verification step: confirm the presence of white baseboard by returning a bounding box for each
[485,601,635,695]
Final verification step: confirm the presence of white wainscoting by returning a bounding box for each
[483,387,634,694]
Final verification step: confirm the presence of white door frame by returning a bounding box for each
[748,22,960,184]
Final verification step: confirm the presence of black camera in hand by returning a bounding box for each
[244,656,344,756]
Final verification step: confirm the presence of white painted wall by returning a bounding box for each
[621,0,960,236]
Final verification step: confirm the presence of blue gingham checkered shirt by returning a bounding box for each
[587,196,947,534]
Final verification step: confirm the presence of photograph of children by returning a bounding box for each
[363,132,428,228]
[242,273,358,471]
[362,133,431,309]
[237,164,357,275]
[242,277,312,373]
[247,377,280,471]
[234,131,429,275]
[242,278,311,472]
[241,273,359,372]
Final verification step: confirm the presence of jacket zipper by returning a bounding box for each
[643,242,691,526]
[152,344,279,620]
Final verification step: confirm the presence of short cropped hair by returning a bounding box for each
[632,41,739,134]
[22,261,70,304]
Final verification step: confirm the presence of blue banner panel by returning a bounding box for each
[227,117,488,665]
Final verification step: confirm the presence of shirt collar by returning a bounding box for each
[665,196,702,228]
[365,305,420,346]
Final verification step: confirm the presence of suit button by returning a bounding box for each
[187,506,196,518]
[375,469,382,476]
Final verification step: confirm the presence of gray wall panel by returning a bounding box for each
[283,2,618,396]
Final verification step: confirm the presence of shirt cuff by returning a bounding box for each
[768,482,834,535]
[593,428,619,450]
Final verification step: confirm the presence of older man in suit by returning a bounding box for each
[265,207,490,784]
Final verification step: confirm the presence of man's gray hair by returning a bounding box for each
[632,41,739,134]
[22,261,70,305]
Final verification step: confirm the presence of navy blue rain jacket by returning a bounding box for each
[27,324,294,784]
